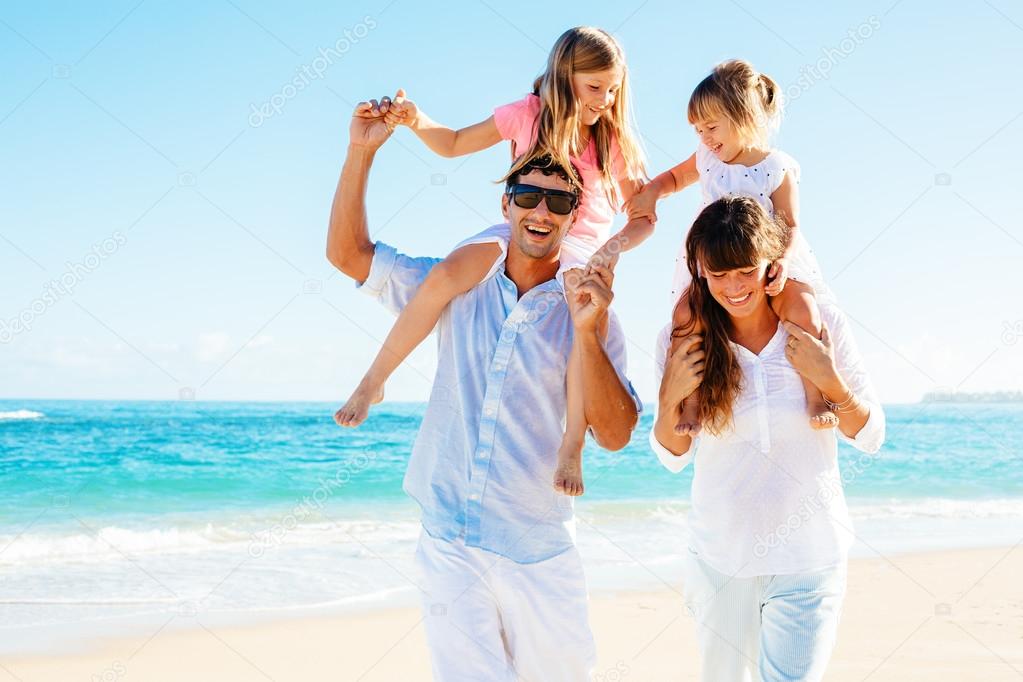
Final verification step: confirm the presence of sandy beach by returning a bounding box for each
[7,545,1022,681]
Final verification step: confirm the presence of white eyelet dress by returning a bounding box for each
[669,143,835,309]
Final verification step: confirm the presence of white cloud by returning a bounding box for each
[197,332,231,363]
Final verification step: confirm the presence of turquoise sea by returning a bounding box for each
[2,399,1022,652]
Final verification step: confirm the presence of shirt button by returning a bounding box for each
[469,494,479,501]
[484,407,495,416]
[492,364,503,372]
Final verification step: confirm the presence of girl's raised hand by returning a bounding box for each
[383,88,420,129]
[765,258,789,297]
[624,183,658,223]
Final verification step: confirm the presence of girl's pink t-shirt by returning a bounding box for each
[493,94,627,248]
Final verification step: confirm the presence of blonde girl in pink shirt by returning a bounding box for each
[335,27,651,496]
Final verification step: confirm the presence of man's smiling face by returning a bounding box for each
[502,168,578,261]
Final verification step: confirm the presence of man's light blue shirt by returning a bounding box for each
[358,239,641,563]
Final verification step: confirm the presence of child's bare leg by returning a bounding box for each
[553,267,611,496]
[671,290,703,436]
[770,281,837,430]
[553,339,587,496]
[335,242,502,427]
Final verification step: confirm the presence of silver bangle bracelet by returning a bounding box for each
[825,391,859,413]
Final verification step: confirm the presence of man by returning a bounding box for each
[326,97,641,681]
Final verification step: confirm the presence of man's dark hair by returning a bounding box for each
[504,154,583,197]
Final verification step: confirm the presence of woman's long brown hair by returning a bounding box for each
[679,197,789,434]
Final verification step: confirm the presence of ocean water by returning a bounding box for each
[1,399,1022,653]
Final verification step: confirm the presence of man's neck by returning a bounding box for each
[505,248,560,298]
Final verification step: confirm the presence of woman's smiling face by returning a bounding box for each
[703,259,772,318]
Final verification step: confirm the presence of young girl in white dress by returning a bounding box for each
[627,59,837,435]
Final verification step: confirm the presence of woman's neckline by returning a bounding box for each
[728,308,783,357]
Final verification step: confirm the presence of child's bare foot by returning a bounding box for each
[809,409,839,430]
[553,441,584,496]
[808,392,838,430]
[674,394,702,437]
[334,381,384,427]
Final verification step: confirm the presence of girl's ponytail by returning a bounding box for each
[757,71,780,123]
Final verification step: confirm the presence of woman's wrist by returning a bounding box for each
[821,379,858,412]
[407,110,426,132]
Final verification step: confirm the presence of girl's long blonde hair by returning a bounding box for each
[687,59,782,148]
[501,26,646,206]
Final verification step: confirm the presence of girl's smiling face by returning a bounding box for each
[693,116,746,163]
[703,259,772,317]
[572,68,623,126]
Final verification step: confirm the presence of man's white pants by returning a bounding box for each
[682,548,847,682]
[414,529,596,682]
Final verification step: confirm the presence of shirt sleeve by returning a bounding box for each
[649,324,697,472]
[493,94,540,159]
[356,241,443,316]
[820,304,886,454]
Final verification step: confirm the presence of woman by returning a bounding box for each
[651,196,885,681]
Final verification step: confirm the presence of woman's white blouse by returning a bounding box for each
[650,304,885,578]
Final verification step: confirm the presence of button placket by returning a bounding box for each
[751,360,771,453]
[464,297,526,545]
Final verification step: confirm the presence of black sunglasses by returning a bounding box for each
[505,183,579,215]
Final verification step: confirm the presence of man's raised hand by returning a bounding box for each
[565,264,615,334]
[350,96,398,150]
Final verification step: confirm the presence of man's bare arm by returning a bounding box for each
[326,100,394,282]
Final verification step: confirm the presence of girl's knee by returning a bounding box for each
[672,294,702,335]
[428,244,499,296]
[423,259,465,295]
[775,287,821,335]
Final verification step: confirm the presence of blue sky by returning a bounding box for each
[1,1,1021,404]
